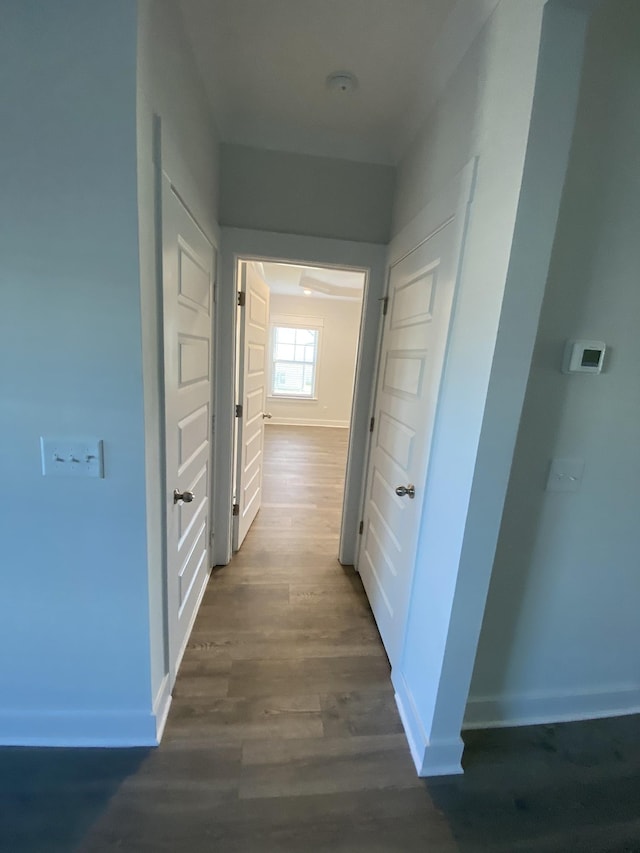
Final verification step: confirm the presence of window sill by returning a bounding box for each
[267,395,318,402]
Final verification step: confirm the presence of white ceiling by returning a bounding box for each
[258,262,366,301]
[178,0,463,164]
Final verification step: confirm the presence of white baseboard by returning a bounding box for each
[153,672,172,743]
[464,685,640,730]
[393,670,464,777]
[266,417,350,429]
[0,709,159,747]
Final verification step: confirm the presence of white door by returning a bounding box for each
[233,262,270,550]
[162,174,215,684]
[358,198,468,667]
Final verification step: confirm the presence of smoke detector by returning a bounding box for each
[326,71,358,94]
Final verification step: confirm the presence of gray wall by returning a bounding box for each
[137,0,221,707]
[469,0,640,726]
[219,144,395,244]
[0,1,153,743]
[0,0,221,745]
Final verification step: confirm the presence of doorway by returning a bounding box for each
[232,259,367,554]
[212,230,388,569]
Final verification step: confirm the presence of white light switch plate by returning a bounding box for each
[40,438,104,478]
[546,457,584,492]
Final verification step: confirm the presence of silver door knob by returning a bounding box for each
[262,412,273,419]
[173,489,194,505]
[395,484,415,499]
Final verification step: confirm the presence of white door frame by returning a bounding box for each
[213,228,387,566]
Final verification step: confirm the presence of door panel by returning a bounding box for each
[162,175,215,685]
[233,262,270,550]
[359,218,463,667]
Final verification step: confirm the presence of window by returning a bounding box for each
[271,325,319,398]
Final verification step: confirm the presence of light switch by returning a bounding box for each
[546,457,584,492]
[40,438,104,478]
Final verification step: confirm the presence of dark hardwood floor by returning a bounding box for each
[2,426,639,852]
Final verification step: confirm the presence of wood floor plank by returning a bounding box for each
[320,689,405,737]
[163,694,324,744]
[239,733,422,799]
[193,600,376,632]
[187,626,384,661]
[227,655,391,698]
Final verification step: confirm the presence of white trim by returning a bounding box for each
[464,687,640,731]
[394,677,426,772]
[0,710,159,748]
[271,314,325,328]
[393,670,464,777]
[267,395,319,402]
[266,418,350,429]
[153,672,172,743]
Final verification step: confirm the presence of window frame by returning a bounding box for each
[267,314,324,401]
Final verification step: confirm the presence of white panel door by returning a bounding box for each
[359,213,465,666]
[162,175,215,685]
[233,262,270,550]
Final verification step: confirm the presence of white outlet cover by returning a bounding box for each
[40,438,104,478]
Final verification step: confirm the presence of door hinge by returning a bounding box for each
[237,291,246,307]
[381,296,389,316]
[369,416,375,433]
[235,404,243,418]
[211,414,215,434]
[232,503,239,517]
[359,520,364,535]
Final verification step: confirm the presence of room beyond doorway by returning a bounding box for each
[260,260,366,430]
[231,258,367,558]
[213,229,387,569]
[247,425,352,556]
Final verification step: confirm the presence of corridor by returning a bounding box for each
[2,427,638,851]
[80,425,448,850]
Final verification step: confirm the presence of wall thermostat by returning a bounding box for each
[562,339,606,374]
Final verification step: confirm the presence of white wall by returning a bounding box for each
[468,0,640,728]
[220,144,395,244]
[137,0,220,717]
[388,0,592,774]
[0,1,153,744]
[267,295,363,428]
